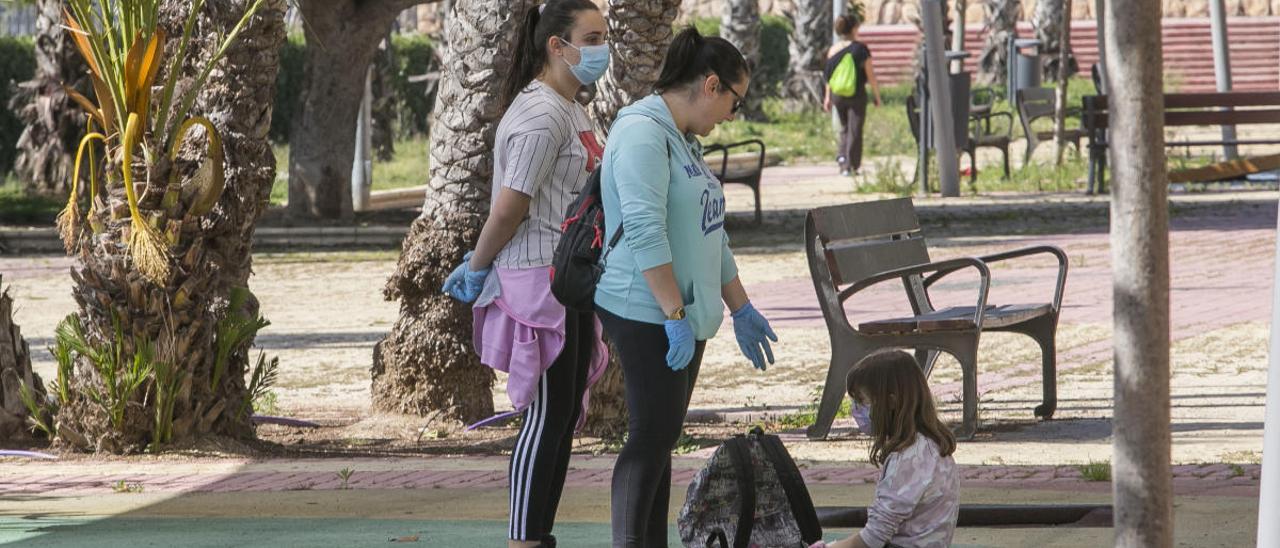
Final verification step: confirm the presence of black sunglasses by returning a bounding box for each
[714,73,745,114]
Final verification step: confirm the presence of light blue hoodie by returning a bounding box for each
[594,94,738,341]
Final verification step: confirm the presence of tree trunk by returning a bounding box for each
[1033,0,1077,82]
[1105,0,1173,545]
[721,0,766,121]
[371,0,535,423]
[0,276,46,441]
[53,0,287,454]
[10,0,88,198]
[977,0,1020,86]
[286,1,415,220]
[588,0,682,136]
[1052,0,1072,165]
[781,0,832,108]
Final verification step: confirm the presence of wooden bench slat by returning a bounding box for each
[825,238,930,287]
[858,303,1053,334]
[811,199,921,245]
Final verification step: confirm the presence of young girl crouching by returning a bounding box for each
[813,350,960,548]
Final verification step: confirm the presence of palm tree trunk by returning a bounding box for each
[0,276,45,440]
[1105,0,1172,545]
[10,0,88,198]
[1033,0,1076,81]
[54,0,287,454]
[977,0,1021,86]
[721,0,766,121]
[371,0,537,424]
[781,0,832,108]
[588,0,682,136]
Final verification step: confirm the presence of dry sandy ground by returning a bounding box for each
[4,236,1269,466]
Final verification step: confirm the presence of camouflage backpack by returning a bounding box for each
[678,427,822,548]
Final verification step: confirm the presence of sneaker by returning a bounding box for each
[836,155,847,165]
[840,169,851,177]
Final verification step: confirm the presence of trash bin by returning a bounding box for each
[1008,37,1042,105]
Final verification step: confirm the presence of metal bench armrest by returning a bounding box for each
[924,245,1069,312]
[838,257,992,331]
[704,139,767,177]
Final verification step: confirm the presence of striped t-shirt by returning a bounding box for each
[491,80,604,269]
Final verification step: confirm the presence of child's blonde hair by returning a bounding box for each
[846,350,956,466]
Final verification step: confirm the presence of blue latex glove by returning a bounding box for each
[731,302,777,371]
[441,251,490,303]
[664,318,695,371]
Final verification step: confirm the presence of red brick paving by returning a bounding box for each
[0,457,1258,497]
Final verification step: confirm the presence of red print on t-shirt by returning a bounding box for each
[578,131,604,172]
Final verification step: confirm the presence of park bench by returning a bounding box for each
[907,94,1013,184]
[1082,91,1280,193]
[1016,87,1085,165]
[704,139,767,224]
[804,198,1067,439]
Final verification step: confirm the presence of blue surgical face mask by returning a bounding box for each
[560,38,610,85]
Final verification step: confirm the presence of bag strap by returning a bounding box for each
[705,530,728,548]
[723,436,756,548]
[757,432,823,543]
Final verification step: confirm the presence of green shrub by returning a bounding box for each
[270,33,305,143]
[391,34,436,139]
[0,37,36,176]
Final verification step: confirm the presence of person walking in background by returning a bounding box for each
[440,2,611,546]
[595,27,779,547]
[824,8,882,177]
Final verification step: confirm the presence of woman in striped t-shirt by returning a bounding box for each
[440,2,609,547]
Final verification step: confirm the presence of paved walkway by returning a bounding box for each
[0,455,1260,498]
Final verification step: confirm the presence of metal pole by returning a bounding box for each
[951,0,967,74]
[832,1,846,137]
[922,0,960,197]
[1209,0,1238,159]
[351,64,373,212]
[1094,0,1107,94]
[1257,195,1280,547]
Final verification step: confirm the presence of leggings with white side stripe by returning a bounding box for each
[508,308,594,543]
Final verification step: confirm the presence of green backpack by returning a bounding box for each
[828,53,859,97]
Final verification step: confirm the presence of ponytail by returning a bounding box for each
[653,27,749,95]
[500,0,599,107]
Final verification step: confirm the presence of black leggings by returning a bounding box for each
[834,92,868,171]
[598,308,707,548]
[508,308,595,542]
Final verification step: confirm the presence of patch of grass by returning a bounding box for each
[1228,463,1246,478]
[0,176,61,226]
[336,467,355,489]
[774,397,852,430]
[1220,450,1263,464]
[1076,460,1112,482]
[969,155,1089,193]
[252,390,280,416]
[270,137,431,206]
[111,480,144,494]
[673,432,704,455]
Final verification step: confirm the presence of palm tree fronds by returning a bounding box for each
[170,116,225,218]
[120,113,170,284]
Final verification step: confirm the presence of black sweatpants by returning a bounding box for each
[598,308,707,548]
[834,92,869,172]
[508,308,595,542]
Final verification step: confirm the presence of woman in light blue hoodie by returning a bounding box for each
[594,27,779,547]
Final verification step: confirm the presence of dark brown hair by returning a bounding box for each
[834,14,861,37]
[501,0,600,107]
[653,26,749,95]
[846,349,956,467]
